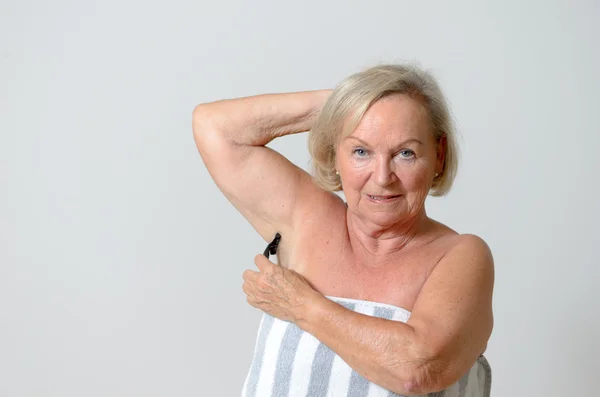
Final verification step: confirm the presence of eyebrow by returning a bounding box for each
[347,136,424,147]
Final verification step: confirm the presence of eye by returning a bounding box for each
[352,148,368,157]
[397,149,415,158]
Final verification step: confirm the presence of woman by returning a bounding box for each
[192,64,494,396]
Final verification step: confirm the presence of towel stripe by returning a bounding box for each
[243,314,275,397]
[478,355,492,397]
[373,306,395,320]
[288,330,322,396]
[254,317,290,396]
[326,354,353,397]
[337,301,358,311]
[428,390,447,397]
[458,366,470,397]
[307,342,336,396]
[271,323,304,396]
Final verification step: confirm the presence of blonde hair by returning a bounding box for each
[308,63,458,196]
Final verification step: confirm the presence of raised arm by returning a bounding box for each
[192,90,332,242]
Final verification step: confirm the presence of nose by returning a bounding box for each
[373,155,395,186]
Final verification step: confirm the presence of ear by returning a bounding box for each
[333,155,341,180]
[436,134,447,173]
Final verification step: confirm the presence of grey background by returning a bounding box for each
[2,0,599,396]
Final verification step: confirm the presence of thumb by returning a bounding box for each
[254,254,276,272]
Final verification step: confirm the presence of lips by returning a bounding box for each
[367,194,401,201]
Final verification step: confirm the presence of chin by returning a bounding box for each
[365,212,405,227]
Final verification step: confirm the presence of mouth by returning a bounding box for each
[366,194,402,202]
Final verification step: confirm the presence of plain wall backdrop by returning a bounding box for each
[1,0,599,395]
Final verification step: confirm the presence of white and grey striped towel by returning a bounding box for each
[241,296,491,397]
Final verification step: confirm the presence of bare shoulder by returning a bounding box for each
[428,232,495,305]
[425,218,493,264]
[417,225,495,290]
[444,234,494,270]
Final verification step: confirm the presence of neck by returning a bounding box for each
[346,208,431,268]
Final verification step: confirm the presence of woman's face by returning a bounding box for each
[336,94,443,228]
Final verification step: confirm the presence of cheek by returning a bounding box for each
[344,162,370,182]
[345,173,368,189]
[397,164,431,190]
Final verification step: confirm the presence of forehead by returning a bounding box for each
[347,94,432,141]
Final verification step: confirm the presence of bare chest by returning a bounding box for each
[275,219,450,312]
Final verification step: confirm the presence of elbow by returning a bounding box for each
[192,104,240,151]
[192,104,229,153]
[384,345,451,395]
[192,104,216,138]
[386,364,440,396]
[191,105,227,167]
[386,363,447,396]
[192,103,214,121]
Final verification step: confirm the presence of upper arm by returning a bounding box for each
[406,234,495,389]
[192,110,328,243]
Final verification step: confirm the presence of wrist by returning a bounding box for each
[296,292,332,332]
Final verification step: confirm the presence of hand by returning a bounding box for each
[242,254,320,323]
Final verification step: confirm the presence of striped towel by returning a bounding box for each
[241,296,491,397]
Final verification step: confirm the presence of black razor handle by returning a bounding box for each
[263,232,281,259]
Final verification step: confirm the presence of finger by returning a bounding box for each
[254,254,275,272]
[246,295,258,308]
[242,280,253,295]
[246,295,266,310]
[242,269,259,282]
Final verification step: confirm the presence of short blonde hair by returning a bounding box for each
[308,63,458,196]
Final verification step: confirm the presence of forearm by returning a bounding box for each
[297,295,436,395]
[193,90,331,146]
